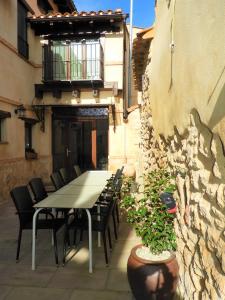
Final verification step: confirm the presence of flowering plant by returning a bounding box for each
[120,169,177,254]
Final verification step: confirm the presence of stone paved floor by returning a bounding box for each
[0,201,141,300]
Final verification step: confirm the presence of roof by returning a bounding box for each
[30,8,126,20]
[132,26,154,91]
[29,9,128,36]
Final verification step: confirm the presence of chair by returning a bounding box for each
[29,177,48,202]
[73,165,81,177]
[50,172,71,217]
[59,168,71,184]
[64,198,115,265]
[10,185,65,264]
[29,177,52,218]
[50,172,65,190]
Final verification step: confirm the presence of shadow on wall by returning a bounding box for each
[208,65,225,129]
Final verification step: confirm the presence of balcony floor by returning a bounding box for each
[0,201,141,300]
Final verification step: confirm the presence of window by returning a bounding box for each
[0,119,5,142]
[25,122,32,150]
[43,39,103,81]
[18,1,29,58]
[0,110,11,142]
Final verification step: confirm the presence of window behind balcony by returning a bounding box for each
[43,39,103,81]
[25,122,32,150]
[18,1,29,59]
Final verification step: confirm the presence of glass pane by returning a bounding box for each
[0,120,2,142]
[25,124,32,149]
[71,43,82,80]
[52,120,67,171]
[52,41,68,80]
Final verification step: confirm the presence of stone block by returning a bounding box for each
[216,184,225,209]
[198,199,211,223]
[211,206,224,221]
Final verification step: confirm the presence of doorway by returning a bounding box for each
[52,107,109,175]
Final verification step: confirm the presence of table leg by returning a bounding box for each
[32,208,44,270]
[97,204,101,247]
[85,209,93,273]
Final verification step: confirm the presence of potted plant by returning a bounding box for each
[120,169,179,300]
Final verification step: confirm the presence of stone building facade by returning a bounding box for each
[139,0,225,299]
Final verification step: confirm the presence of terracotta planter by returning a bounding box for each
[127,244,179,300]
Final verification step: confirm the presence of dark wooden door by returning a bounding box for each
[52,119,82,176]
[52,117,108,174]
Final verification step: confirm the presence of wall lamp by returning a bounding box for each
[15,104,26,118]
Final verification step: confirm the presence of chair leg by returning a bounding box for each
[107,227,112,250]
[115,202,120,223]
[73,228,77,245]
[102,231,108,265]
[16,227,22,262]
[63,224,70,265]
[112,209,118,240]
[79,229,83,242]
[52,230,59,266]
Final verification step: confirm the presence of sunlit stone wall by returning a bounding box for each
[140,1,225,299]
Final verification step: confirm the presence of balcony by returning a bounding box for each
[42,40,104,82]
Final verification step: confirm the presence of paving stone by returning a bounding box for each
[0,264,56,287]
[47,268,109,289]
[70,289,132,300]
[0,286,12,300]
[106,269,131,292]
[3,287,73,300]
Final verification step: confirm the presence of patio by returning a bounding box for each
[0,199,141,300]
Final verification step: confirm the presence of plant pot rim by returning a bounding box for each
[131,244,176,265]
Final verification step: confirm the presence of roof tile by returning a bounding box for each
[33,9,124,19]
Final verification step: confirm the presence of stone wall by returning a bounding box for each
[0,156,52,203]
[141,70,225,298]
[139,1,225,298]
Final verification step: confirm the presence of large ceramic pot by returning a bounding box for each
[127,244,179,300]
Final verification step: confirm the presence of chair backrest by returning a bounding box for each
[10,186,34,226]
[50,172,64,190]
[59,168,71,184]
[29,177,48,203]
[113,169,121,183]
[73,165,81,177]
[101,198,115,230]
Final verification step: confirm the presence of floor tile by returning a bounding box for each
[106,269,131,292]
[4,287,73,300]
[0,286,12,300]
[70,289,132,300]
[47,268,108,289]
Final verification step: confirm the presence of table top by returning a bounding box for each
[34,170,112,209]
[68,170,112,186]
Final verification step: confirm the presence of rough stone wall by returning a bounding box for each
[0,156,52,203]
[140,2,225,298]
[141,73,225,299]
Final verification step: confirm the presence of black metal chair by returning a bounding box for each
[29,177,52,218]
[10,185,65,264]
[59,168,71,184]
[50,172,65,190]
[50,172,71,218]
[64,198,115,265]
[73,165,81,177]
[29,177,48,202]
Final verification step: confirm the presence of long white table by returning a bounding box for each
[32,170,112,273]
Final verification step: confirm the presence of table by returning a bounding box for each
[32,170,112,273]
